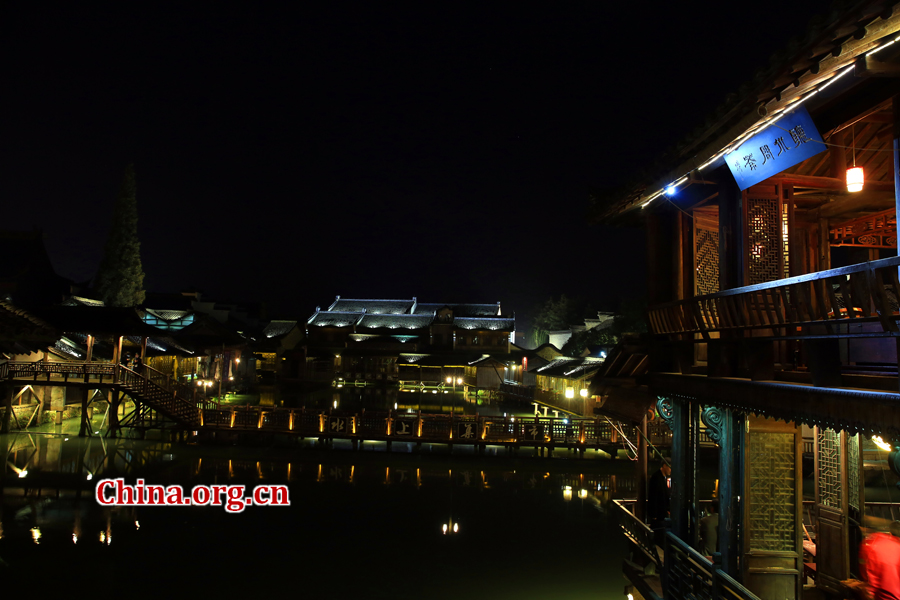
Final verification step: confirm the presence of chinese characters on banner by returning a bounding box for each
[724,105,826,191]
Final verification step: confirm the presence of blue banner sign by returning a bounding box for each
[724,105,826,191]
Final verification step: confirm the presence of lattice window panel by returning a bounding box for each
[748,431,796,552]
[781,202,790,279]
[817,427,842,510]
[696,227,719,296]
[747,197,781,284]
[848,433,859,512]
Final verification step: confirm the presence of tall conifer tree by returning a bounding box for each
[95,164,146,307]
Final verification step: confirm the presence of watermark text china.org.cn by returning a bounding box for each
[96,478,290,513]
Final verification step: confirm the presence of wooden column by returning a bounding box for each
[718,168,744,290]
[77,388,89,437]
[710,407,744,579]
[893,94,900,250]
[85,335,94,362]
[671,397,695,541]
[1,384,12,434]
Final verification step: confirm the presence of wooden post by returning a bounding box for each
[635,414,648,522]
[718,167,744,291]
[78,388,89,437]
[0,384,12,434]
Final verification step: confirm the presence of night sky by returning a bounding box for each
[4,2,826,325]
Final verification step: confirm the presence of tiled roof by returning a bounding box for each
[263,320,297,338]
[414,303,501,316]
[65,295,105,307]
[327,297,415,314]
[145,308,191,321]
[535,357,605,378]
[594,1,900,222]
[307,311,362,328]
[358,314,434,330]
[454,317,515,331]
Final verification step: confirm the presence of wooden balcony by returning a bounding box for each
[649,256,900,340]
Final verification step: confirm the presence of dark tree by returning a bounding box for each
[95,164,146,307]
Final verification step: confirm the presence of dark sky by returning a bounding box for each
[3,2,827,325]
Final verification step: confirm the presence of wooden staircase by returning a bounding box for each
[117,365,203,428]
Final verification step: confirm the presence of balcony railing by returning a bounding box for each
[649,255,900,339]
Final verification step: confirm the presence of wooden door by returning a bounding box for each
[743,415,803,599]
[814,428,863,594]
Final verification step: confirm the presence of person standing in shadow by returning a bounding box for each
[647,460,671,545]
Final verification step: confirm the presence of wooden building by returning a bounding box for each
[304,296,515,385]
[594,3,900,599]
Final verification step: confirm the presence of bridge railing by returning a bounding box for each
[199,409,630,446]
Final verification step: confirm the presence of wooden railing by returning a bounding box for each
[664,533,761,600]
[5,360,202,428]
[614,499,661,569]
[200,409,634,448]
[117,366,202,428]
[649,255,900,339]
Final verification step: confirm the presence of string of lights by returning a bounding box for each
[640,31,900,210]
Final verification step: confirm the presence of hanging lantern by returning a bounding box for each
[846,166,864,192]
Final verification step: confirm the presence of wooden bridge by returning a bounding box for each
[1,360,673,455]
[1,360,205,434]
[200,406,670,456]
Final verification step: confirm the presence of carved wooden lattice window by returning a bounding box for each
[747,196,781,284]
[696,227,719,296]
[848,433,859,512]
[748,431,796,551]
[782,202,791,279]
[817,427,842,510]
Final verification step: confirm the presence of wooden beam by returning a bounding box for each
[813,193,895,219]
[772,173,895,192]
[855,55,900,78]
[829,131,847,179]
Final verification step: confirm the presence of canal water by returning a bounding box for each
[0,432,636,598]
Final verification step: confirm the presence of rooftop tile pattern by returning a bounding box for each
[454,317,515,331]
[328,298,415,314]
[358,314,434,330]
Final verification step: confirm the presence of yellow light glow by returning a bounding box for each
[562,486,573,502]
[846,166,864,192]
[579,388,588,397]
[565,388,574,399]
[457,378,463,384]
[31,527,41,544]
[578,489,588,499]
[446,377,452,383]
[872,435,892,451]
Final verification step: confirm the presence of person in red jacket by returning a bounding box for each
[858,521,900,600]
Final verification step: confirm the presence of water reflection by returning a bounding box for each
[0,431,637,597]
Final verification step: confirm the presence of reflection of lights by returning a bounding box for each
[31,527,42,544]
[563,486,573,502]
[442,520,460,534]
[135,521,140,530]
[100,532,105,543]
[394,403,398,409]
[578,489,588,499]
[72,533,78,544]
[872,435,892,451]
[333,400,338,408]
